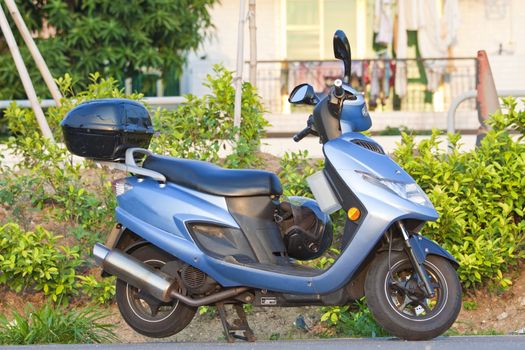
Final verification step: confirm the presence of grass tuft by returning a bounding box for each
[0,303,117,345]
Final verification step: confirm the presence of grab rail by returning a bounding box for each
[97,148,166,183]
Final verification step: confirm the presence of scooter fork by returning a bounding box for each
[396,221,435,298]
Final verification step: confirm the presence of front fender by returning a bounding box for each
[414,235,458,267]
[381,235,459,268]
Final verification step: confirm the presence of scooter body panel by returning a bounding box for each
[118,176,239,237]
[324,133,439,221]
[117,198,392,294]
[114,132,440,295]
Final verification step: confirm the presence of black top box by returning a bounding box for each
[61,98,154,161]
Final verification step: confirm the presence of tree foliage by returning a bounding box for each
[150,65,269,169]
[0,0,217,99]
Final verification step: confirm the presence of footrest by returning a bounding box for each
[216,302,256,342]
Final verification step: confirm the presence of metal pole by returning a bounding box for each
[248,0,257,86]
[446,90,477,135]
[233,0,247,131]
[4,0,62,106]
[0,4,55,141]
[447,89,525,135]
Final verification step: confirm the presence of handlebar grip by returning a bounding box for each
[333,79,344,97]
[293,127,311,142]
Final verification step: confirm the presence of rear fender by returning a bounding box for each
[101,225,150,277]
[107,225,149,254]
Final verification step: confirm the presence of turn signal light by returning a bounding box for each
[348,207,361,221]
[112,178,133,196]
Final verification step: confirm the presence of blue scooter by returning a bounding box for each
[64,30,461,341]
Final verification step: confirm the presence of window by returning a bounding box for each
[286,0,369,60]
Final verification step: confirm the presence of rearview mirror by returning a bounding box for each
[333,30,352,83]
[288,84,318,105]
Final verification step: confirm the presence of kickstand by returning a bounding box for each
[216,302,256,343]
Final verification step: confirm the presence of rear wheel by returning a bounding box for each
[365,252,461,340]
[115,244,196,338]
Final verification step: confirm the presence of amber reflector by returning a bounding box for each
[347,207,361,221]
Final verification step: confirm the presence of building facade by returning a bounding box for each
[181,0,525,130]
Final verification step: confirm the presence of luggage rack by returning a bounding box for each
[98,148,166,183]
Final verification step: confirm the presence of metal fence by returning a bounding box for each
[250,57,477,113]
[0,96,187,110]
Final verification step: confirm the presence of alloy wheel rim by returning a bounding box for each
[125,259,179,323]
[383,259,448,321]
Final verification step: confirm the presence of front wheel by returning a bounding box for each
[365,252,461,340]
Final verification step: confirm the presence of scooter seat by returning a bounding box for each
[142,155,283,197]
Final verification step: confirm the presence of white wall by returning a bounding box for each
[182,0,525,96]
[454,0,525,90]
[181,0,283,95]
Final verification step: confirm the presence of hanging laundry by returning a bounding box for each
[378,53,391,99]
[351,61,364,89]
[442,0,460,48]
[394,0,408,98]
[389,60,396,89]
[363,60,371,85]
[374,0,395,46]
[351,61,363,79]
[318,61,343,95]
[404,0,424,31]
[369,61,381,110]
[418,0,448,92]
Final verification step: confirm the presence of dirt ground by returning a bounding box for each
[106,305,321,343]
[453,263,525,335]
[104,263,525,342]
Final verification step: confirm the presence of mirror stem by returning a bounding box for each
[343,62,351,84]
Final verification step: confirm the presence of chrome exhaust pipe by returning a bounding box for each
[93,243,249,305]
[93,243,176,302]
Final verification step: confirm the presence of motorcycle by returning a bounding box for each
[61,30,461,341]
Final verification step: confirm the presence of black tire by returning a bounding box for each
[115,244,196,338]
[365,252,461,340]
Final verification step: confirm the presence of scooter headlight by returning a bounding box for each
[357,171,433,209]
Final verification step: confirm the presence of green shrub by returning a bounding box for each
[0,67,268,306]
[1,74,123,240]
[0,145,114,243]
[278,150,323,197]
[277,150,347,236]
[197,305,217,318]
[0,223,117,304]
[0,223,82,301]
[463,300,478,310]
[378,125,433,136]
[1,65,267,240]
[393,97,525,288]
[0,304,117,344]
[150,65,268,168]
[2,66,266,238]
[320,299,389,338]
[77,275,116,305]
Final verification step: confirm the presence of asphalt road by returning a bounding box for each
[1,336,524,350]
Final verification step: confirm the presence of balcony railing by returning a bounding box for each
[250,57,477,114]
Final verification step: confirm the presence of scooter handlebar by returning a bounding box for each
[293,126,312,142]
[333,79,344,98]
